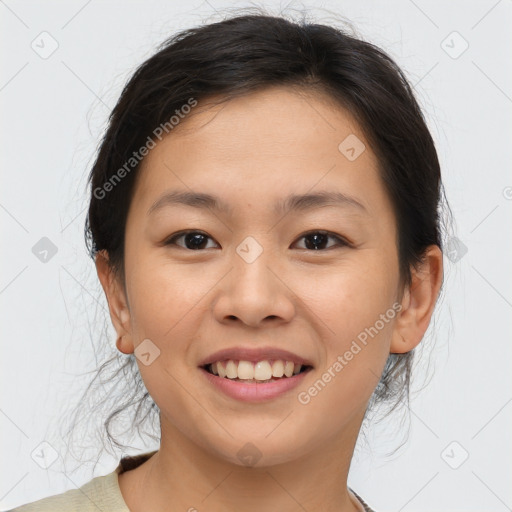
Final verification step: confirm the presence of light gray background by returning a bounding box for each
[1,1,511,511]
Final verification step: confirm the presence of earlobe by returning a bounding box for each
[116,334,134,354]
[390,245,444,354]
[390,287,413,354]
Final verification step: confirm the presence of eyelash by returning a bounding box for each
[163,230,351,251]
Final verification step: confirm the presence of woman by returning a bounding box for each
[11,10,449,512]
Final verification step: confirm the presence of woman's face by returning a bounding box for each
[103,86,416,466]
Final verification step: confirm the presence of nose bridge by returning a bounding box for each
[233,233,279,300]
[214,234,295,326]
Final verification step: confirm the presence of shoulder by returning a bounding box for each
[7,469,128,512]
[6,450,158,512]
[7,486,90,512]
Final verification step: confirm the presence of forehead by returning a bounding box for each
[130,86,390,222]
[165,86,365,153]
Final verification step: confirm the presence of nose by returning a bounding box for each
[212,245,296,328]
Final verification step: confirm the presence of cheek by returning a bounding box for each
[296,259,398,338]
[295,262,397,392]
[127,257,207,339]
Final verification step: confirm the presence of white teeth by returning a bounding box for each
[272,360,284,378]
[284,361,294,377]
[225,360,238,379]
[238,360,255,379]
[209,359,305,381]
[254,361,272,380]
[217,362,226,378]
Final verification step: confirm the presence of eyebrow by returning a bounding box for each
[147,189,369,217]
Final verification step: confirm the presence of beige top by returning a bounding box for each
[8,450,376,512]
[7,451,158,512]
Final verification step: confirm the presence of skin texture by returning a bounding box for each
[96,86,443,512]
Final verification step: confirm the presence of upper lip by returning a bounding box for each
[199,346,314,368]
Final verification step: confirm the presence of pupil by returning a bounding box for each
[186,233,207,250]
[305,233,327,250]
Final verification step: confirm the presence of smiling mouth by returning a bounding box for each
[201,362,313,383]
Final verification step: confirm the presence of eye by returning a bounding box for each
[164,230,218,250]
[163,229,350,251]
[292,230,350,251]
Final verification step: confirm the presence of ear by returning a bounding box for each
[95,250,134,354]
[390,245,444,354]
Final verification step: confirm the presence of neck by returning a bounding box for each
[120,412,366,512]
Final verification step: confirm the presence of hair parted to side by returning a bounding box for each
[58,7,453,471]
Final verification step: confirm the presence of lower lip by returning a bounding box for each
[199,367,312,403]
